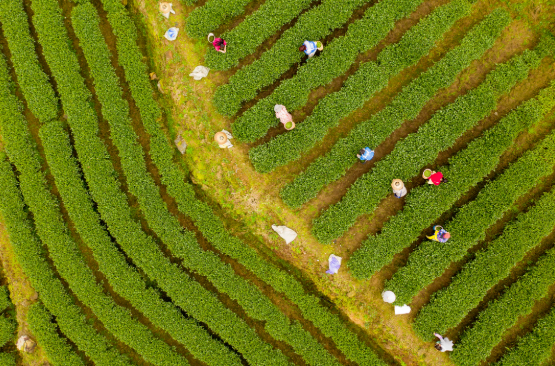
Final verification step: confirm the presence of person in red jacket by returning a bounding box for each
[428,171,447,185]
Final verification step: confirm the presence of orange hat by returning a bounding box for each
[443,232,451,239]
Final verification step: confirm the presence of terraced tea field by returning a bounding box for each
[0,0,554,365]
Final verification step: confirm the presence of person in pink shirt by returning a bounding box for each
[428,171,447,185]
[213,37,227,53]
[208,33,227,53]
[274,105,295,130]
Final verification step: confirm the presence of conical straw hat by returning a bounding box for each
[391,179,404,190]
[214,132,228,144]
[159,2,171,13]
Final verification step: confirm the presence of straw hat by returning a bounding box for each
[214,132,228,144]
[159,2,171,14]
[391,179,404,190]
[274,104,285,113]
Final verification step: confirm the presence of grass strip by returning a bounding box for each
[27,303,86,366]
[281,10,511,207]
[205,0,316,70]
[249,0,472,173]
[0,0,58,122]
[72,4,337,365]
[99,0,387,364]
[314,46,544,244]
[31,0,289,363]
[0,151,131,366]
[386,129,555,305]
[186,0,256,39]
[450,247,555,366]
[233,0,430,142]
[414,185,555,340]
[495,305,555,366]
[213,0,370,116]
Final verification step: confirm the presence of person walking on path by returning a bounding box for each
[428,171,447,185]
[434,333,454,352]
[391,179,407,198]
[208,33,227,53]
[357,147,374,163]
[274,105,295,130]
[427,225,450,243]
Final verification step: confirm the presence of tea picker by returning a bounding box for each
[423,169,447,186]
[208,33,227,53]
[357,147,374,163]
[159,3,175,19]
[299,40,324,59]
[214,130,234,149]
[274,105,295,130]
[427,225,450,243]
[391,179,407,198]
[434,333,454,352]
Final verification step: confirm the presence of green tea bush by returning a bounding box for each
[314,47,543,244]
[281,10,510,207]
[213,0,370,116]
[73,3,337,364]
[0,0,58,122]
[2,5,189,360]
[451,247,555,366]
[205,0,315,70]
[186,0,256,39]
[249,0,472,172]
[0,153,130,366]
[386,130,555,305]
[414,186,555,340]
[98,1,386,363]
[27,303,86,366]
[31,0,289,363]
[233,0,430,142]
[495,306,555,366]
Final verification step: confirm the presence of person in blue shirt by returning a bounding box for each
[299,40,324,64]
[357,147,374,163]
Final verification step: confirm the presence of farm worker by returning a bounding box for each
[391,179,407,198]
[274,105,295,130]
[325,254,342,274]
[428,171,447,185]
[208,33,227,53]
[357,147,374,163]
[159,2,175,19]
[299,40,323,58]
[164,27,179,41]
[427,225,450,243]
[214,130,234,149]
[434,333,454,352]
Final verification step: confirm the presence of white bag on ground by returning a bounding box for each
[189,66,210,80]
[394,304,411,315]
[272,225,297,244]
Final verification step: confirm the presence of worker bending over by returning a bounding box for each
[427,225,450,243]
